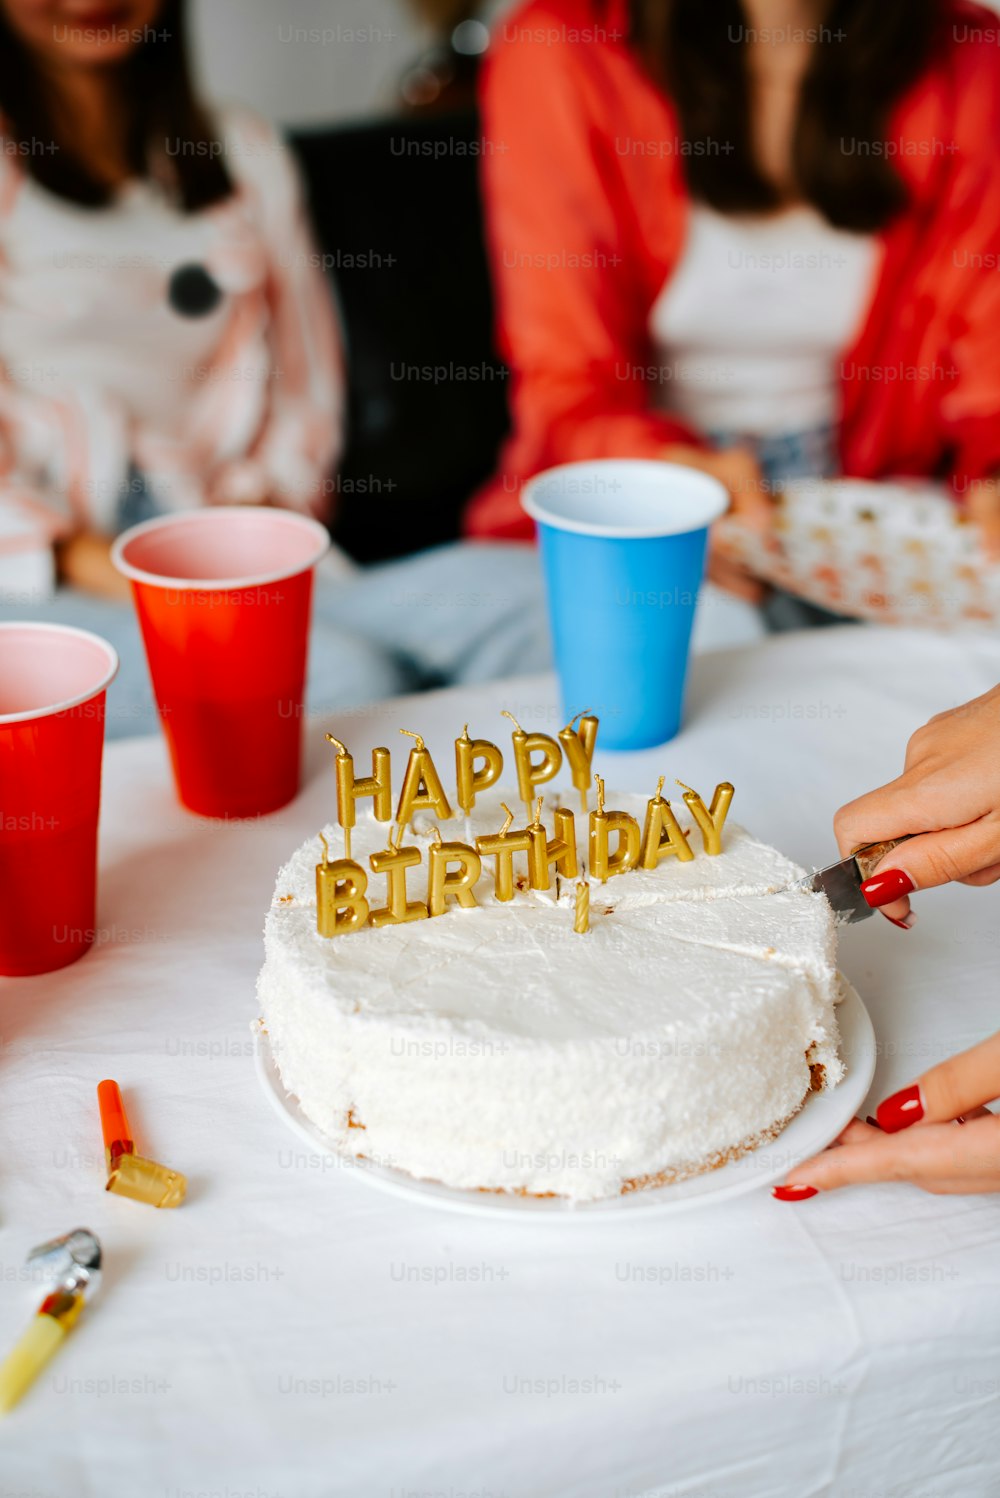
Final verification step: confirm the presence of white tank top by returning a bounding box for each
[649,204,878,437]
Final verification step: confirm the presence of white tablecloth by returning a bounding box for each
[3,625,1000,1498]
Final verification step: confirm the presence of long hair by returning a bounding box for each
[0,0,232,210]
[629,0,941,232]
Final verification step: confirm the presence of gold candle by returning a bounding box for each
[368,824,428,927]
[527,803,578,890]
[396,730,453,827]
[574,880,590,934]
[640,776,695,869]
[558,710,599,813]
[427,837,482,917]
[589,776,641,883]
[502,710,562,817]
[316,832,370,937]
[326,734,393,860]
[475,803,533,902]
[676,780,735,856]
[454,724,504,815]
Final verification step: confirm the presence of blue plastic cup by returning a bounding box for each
[522,459,729,749]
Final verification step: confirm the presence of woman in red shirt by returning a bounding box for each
[471,0,1000,612]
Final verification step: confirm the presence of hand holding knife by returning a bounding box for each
[797,836,915,925]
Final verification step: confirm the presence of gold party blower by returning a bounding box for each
[0,1229,102,1414]
[97,1080,186,1208]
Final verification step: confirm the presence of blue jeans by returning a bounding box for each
[0,426,843,740]
[0,540,553,740]
[0,466,552,738]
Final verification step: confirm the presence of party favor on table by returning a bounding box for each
[0,1230,102,1415]
[98,1080,187,1208]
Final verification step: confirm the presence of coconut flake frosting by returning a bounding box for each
[256,788,842,1201]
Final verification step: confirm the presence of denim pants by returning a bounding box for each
[0,427,842,740]
[0,538,555,740]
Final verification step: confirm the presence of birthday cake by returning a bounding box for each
[255,720,843,1203]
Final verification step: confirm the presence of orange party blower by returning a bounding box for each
[97,1081,186,1208]
[96,1079,133,1167]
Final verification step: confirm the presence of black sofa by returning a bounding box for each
[290,109,510,564]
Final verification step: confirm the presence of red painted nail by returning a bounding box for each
[865,1115,881,1129]
[882,912,916,930]
[876,1083,923,1133]
[860,868,915,908]
[772,1184,818,1201]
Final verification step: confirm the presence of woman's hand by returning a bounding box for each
[966,476,1000,562]
[774,1034,1000,1199]
[207,459,272,508]
[55,532,132,602]
[774,685,1000,1201]
[834,684,1000,926]
[663,442,773,603]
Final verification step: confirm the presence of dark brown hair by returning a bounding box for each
[630,0,941,232]
[0,0,232,210]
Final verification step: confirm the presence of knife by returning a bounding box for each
[797,836,914,925]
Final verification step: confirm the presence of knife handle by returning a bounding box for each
[852,835,914,882]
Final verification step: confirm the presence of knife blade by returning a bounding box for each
[796,836,913,925]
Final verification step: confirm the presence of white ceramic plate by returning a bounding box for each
[254,975,875,1222]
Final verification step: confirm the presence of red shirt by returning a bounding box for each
[467,0,1000,539]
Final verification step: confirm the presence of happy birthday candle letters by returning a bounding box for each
[316,714,733,935]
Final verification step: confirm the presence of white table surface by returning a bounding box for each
[3,624,1000,1498]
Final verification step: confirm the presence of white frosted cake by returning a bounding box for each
[256,788,843,1203]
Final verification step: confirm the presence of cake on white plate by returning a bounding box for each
[255,786,843,1203]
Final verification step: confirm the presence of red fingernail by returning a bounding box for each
[865,1115,881,1129]
[876,1083,923,1133]
[882,911,916,930]
[860,868,915,908]
[772,1184,818,1201]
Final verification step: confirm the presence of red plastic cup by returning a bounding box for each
[111,508,329,818]
[0,622,119,976]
